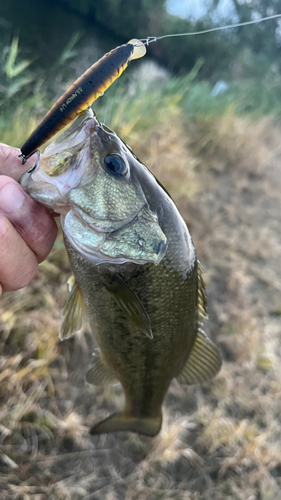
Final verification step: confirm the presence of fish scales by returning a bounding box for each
[20,108,221,436]
[64,222,197,418]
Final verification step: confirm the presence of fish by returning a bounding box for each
[20,107,222,437]
[19,39,146,163]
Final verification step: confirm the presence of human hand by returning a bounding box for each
[0,143,58,295]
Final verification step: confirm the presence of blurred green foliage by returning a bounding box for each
[0,31,83,145]
[231,0,281,66]
[0,37,35,103]
[55,0,281,76]
[1,0,281,147]
[56,0,234,76]
[2,41,281,150]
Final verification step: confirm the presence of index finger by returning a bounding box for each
[0,143,37,181]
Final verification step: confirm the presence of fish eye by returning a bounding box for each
[103,154,128,178]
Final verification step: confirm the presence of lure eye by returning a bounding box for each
[104,154,128,178]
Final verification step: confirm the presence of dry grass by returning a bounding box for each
[1,106,281,499]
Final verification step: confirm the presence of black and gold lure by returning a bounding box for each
[19,39,146,164]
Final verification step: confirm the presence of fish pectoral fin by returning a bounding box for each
[104,274,153,339]
[177,328,222,385]
[86,348,118,386]
[59,277,85,340]
[90,411,162,436]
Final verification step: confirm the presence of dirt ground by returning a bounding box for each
[1,112,281,500]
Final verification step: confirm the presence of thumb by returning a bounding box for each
[0,143,37,181]
[0,176,57,263]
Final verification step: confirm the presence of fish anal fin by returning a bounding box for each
[90,412,162,437]
[86,348,118,386]
[177,328,222,385]
[105,274,153,339]
[59,277,85,340]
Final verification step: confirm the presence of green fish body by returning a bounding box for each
[20,108,221,436]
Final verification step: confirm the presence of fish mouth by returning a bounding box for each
[42,108,98,157]
[20,165,71,212]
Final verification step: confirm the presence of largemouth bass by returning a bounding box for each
[20,108,221,437]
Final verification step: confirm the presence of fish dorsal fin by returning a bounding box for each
[104,275,153,339]
[59,276,85,340]
[177,328,222,385]
[86,348,118,386]
[197,260,208,319]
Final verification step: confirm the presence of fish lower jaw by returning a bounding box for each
[64,233,159,266]
[61,209,166,266]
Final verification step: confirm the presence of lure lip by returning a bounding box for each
[18,152,30,165]
[19,148,40,166]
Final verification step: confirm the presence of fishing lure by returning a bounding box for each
[19,39,146,163]
[19,13,281,164]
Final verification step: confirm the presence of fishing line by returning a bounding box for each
[139,13,281,46]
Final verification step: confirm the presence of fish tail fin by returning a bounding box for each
[89,412,162,437]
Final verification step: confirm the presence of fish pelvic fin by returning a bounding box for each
[59,276,85,340]
[177,328,222,385]
[86,348,118,386]
[90,412,162,437]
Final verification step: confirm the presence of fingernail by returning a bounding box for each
[0,183,26,214]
